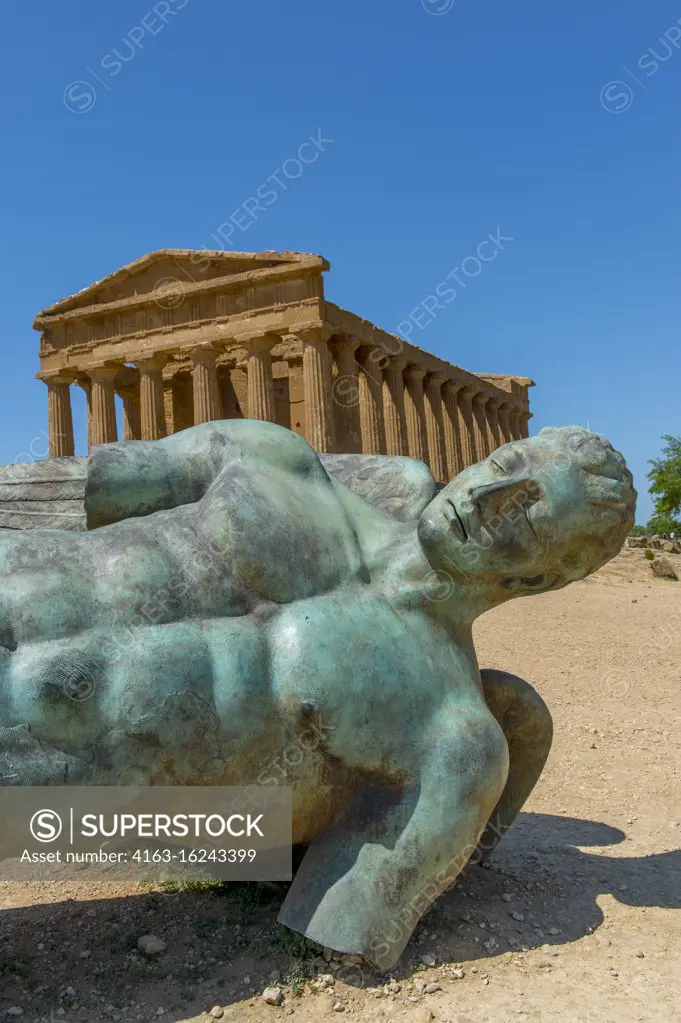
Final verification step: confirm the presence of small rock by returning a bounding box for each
[137,935,166,957]
[511,911,525,922]
[6,1011,24,1018]
[548,927,561,936]
[424,982,442,994]
[155,1009,165,1017]
[210,1008,224,1019]
[332,1003,345,1013]
[651,557,678,580]
[262,987,284,1006]
[323,947,333,962]
[420,953,437,967]
[636,951,645,959]
[452,968,465,979]
[501,893,512,902]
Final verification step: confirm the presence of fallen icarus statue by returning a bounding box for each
[0,420,635,969]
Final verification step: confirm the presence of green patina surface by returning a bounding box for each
[0,419,635,968]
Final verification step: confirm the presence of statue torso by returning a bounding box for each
[0,459,485,839]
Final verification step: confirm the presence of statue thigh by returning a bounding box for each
[474,668,553,862]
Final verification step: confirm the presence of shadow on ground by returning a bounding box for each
[0,813,678,1019]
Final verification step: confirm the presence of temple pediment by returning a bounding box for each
[35,250,327,323]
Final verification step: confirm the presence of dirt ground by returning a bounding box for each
[1,546,679,1023]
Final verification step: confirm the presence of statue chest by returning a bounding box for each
[266,589,480,781]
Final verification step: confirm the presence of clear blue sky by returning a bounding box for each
[1,0,679,522]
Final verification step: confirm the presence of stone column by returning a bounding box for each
[238,332,278,422]
[191,345,223,425]
[509,408,522,441]
[116,383,142,442]
[485,397,501,452]
[356,345,386,455]
[404,365,429,463]
[497,403,512,445]
[298,326,336,452]
[424,372,448,483]
[441,380,464,478]
[89,365,119,446]
[519,409,532,439]
[472,393,490,460]
[136,355,168,440]
[457,387,478,467]
[75,378,93,451]
[45,375,75,458]
[381,356,408,456]
[330,336,362,453]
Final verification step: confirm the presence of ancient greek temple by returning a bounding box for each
[34,250,533,483]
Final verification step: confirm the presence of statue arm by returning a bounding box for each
[85,420,326,529]
[278,700,508,970]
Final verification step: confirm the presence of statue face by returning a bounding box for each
[418,435,595,600]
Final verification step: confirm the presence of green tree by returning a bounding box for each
[648,435,681,525]
[646,513,681,535]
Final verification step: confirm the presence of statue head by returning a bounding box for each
[417,427,636,607]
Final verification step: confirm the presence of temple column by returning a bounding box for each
[297,326,336,452]
[441,380,464,478]
[356,345,386,455]
[424,372,448,483]
[519,409,532,439]
[330,336,362,453]
[497,402,512,445]
[136,355,168,440]
[509,408,522,440]
[472,393,490,460]
[381,356,408,456]
[89,365,119,446]
[75,379,93,451]
[485,397,501,452]
[457,387,478,466]
[45,375,75,458]
[116,382,142,441]
[191,345,223,424]
[404,365,429,463]
[238,332,278,421]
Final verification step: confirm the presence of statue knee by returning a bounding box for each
[441,711,509,807]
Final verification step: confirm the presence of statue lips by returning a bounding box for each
[444,498,468,542]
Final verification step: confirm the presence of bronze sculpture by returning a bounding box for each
[0,420,635,969]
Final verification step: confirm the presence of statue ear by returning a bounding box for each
[503,571,561,594]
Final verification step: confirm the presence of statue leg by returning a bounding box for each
[278,704,508,971]
[473,669,553,863]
